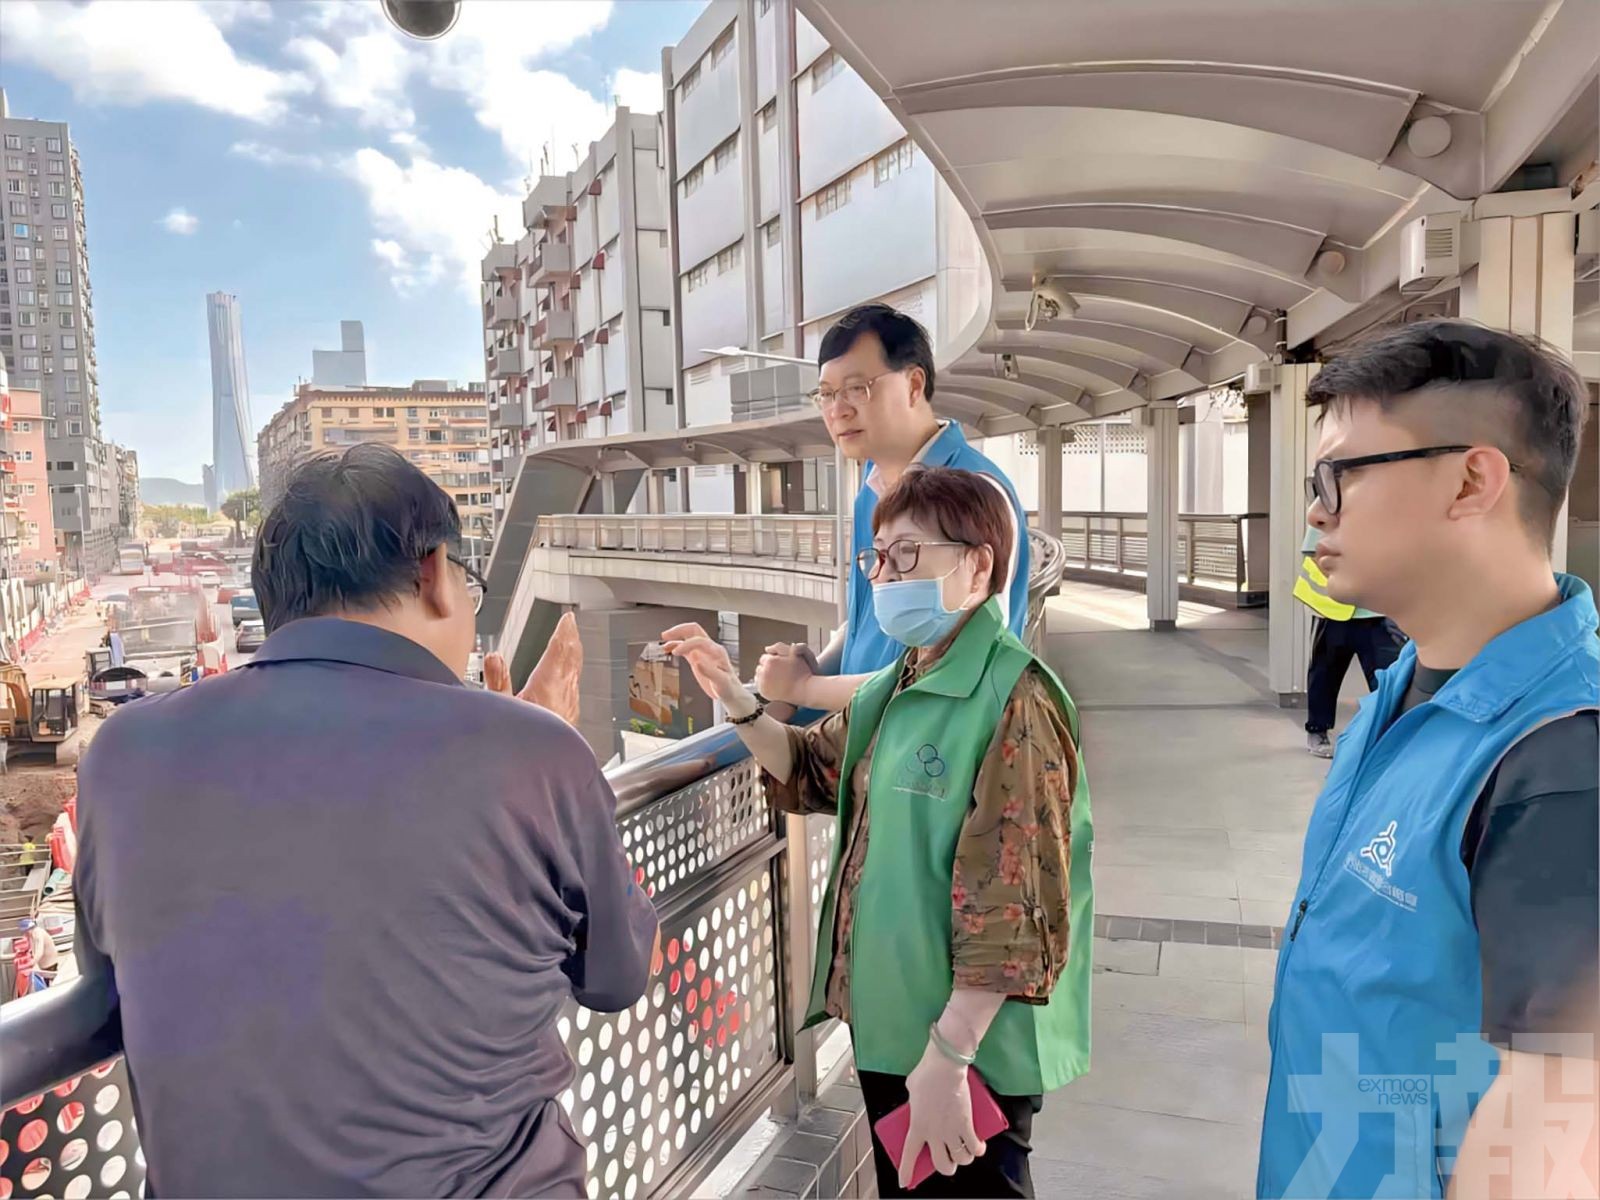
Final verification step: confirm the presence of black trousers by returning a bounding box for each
[858,1070,1043,1198]
[1305,615,1405,734]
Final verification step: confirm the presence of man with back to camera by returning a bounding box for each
[32,444,658,1197]
[1257,320,1598,1199]
[753,302,1032,710]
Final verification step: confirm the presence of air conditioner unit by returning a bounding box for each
[1243,361,1276,396]
[1399,212,1461,296]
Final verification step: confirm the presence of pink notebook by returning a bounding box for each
[872,1067,1010,1190]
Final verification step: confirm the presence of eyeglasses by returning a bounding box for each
[1306,445,1521,515]
[447,553,487,615]
[808,370,900,413]
[856,538,970,581]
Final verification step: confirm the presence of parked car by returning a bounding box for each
[197,570,222,589]
[235,619,266,654]
[230,593,261,627]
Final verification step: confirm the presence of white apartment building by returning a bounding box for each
[661,0,986,513]
[481,109,674,525]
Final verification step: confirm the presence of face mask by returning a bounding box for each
[872,564,973,647]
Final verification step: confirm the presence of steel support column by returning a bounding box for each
[1145,401,1180,630]
[1037,425,1064,545]
[1268,362,1320,703]
[1462,205,1579,567]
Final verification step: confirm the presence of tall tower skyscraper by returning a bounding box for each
[206,291,255,497]
[0,89,116,572]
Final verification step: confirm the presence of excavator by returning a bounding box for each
[0,663,81,769]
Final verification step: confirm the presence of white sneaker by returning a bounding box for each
[1307,731,1334,759]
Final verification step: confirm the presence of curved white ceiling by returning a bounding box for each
[797,0,1600,420]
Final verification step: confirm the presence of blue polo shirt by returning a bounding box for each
[840,422,1030,676]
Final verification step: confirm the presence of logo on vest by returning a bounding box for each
[894,744,951,801]
[1343,820,1417,913]
[1359,821,1399,877]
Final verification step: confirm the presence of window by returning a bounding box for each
[408,428,420,441]
[65,376,80,393]
[54,269,69,285]
[812,49,844,92]
[874,139,914,185]
[679,62,701,98]
[58,312,71,327]
[61,334,76,350]
[22,482,35,494]
[51,204,66,220]
[682,161,704,196]
[407,406,418,418]
[47,160,64,175]
[63,356,78,371]
[16,450,30,463]
[710,27,735,67]
[816,175,851,218]
[5,181,20,195]
[20,334,35,350]
[20,355,39,370]
[7,201,24,217]
[48,182,64,198]
[765,218,781,247]
[12,245,28,261]
[4,155,20,170]
[45,138,61,153]
[15,268,31,284]
[55,291,70,307]
[18,312,33,326]
[53,226,66,241]
[3,136,18,150]
[716,242,741,273]
[760,101,777,132]
[713,134,738,172]
[686,262,710,291]
[17,289,34,305]
[68,421,82,436]
[13,224,28,237]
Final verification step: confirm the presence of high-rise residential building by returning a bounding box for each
[206,291,256,500]
[480,108,674,519]
[0,90,113,572]
[312,320,368,387]
[659,0,984,512]
[257,380,493,570]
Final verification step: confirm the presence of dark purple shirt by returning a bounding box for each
[73,618,657,1197]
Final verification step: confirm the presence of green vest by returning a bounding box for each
[802,598,1094,1095]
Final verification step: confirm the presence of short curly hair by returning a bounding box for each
[871,466,1012,597]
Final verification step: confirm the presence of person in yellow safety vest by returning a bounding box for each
[1295,526,1407,757]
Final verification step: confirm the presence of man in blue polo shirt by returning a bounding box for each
[1258,321,1598,1198]
[754,303,1030,710]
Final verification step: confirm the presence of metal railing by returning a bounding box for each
[0,530,1067,1200]
[1040,511,1267,604]
[539,514,838,572]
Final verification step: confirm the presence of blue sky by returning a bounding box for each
[0,0,704,481]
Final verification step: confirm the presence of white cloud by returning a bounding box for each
[345,148,521,298]
[229,141,329,171]
[201,0,273,27]
[161,208,200,235]
[285,25,416,133]
[0,0,307,123]
[610,68,664,115]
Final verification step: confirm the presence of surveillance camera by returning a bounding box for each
[1025,276,1078,331]
[998,353,1019,381]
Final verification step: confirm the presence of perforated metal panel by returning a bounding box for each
[0,1058,147,1200]
[617,760,770,907]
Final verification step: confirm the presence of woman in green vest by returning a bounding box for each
[664,467,1093,1198]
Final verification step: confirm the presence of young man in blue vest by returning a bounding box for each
[754,303,1031,710]
[1258,320,1598,1199]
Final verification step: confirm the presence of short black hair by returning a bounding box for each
[1305,319,1588,542]
[253,443,461,633]
[817,302,936,400]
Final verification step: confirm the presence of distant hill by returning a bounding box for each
[141,477,207,506]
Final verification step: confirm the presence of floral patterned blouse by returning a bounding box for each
[762,650,1080,1024]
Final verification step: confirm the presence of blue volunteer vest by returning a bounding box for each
[1258,574,1599,1199]
[841,423,1031,677]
